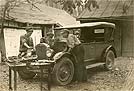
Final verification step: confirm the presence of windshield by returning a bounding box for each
[54,28,81,38]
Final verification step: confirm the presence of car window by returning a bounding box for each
[94,29,104,33]
[94,28,104,42]
[93,27,114,42]
[79,27,114,43]
[80,28,94,43]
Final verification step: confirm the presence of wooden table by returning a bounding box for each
[6,61,54,91]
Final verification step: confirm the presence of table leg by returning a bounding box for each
[14,68,17,91]
[9,67,12,91]
[48,66,51,91]
[40,66,43,91]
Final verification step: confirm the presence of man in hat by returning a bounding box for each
[46,32,54,47]
[62,29,81,49]
[18,27,34,57]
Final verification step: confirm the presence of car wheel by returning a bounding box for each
[18,67,36,79]
[52,57,74,85]
[104,50,115,70]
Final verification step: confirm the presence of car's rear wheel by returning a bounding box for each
[52,57,74,85]
[104,50,115,70]
[18,67,36,79]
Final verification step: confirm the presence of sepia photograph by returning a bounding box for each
[0,0,134,91]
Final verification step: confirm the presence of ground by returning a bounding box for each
[0,57,133,91]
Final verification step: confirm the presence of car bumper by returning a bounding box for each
[38,59,55,63]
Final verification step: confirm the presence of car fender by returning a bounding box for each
[102,45,117,60]
[53,52,65,61]
[53,52,76,64]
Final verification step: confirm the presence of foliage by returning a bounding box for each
[0,0,99,18]
[18,0,99,15]
[85,0,99,11]
[49,0,99,15]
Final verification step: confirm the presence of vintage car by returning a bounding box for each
[18,22,117,86]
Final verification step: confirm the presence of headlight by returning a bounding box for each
[46,49,53,57]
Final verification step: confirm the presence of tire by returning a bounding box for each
[18,67,36,79]
[104,50,115,70]
[52,57,74,85]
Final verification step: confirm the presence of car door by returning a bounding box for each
[94,28,112,59]
[83,42,96,61]
[95,42,109,59]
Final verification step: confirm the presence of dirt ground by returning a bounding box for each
[0,57,134,91]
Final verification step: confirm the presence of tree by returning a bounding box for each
[44,0,99,16]
[85,0,99,11]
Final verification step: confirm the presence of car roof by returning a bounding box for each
[55,22,115,30]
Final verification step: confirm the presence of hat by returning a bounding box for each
[26,27,33,32]
[61,29,69,34]
[46,32,54,36]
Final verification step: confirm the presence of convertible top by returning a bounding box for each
[55,22,115,30]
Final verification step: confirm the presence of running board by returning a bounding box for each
[86,63,105,69]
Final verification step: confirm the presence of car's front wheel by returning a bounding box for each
[104,50,115,70]
[52,57,74,85]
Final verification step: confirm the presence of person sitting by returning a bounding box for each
[18,27,34,57]
[40,37,50,48]
[46,32,54,48]
[61,29,81,51]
